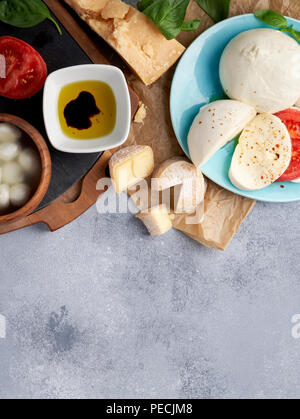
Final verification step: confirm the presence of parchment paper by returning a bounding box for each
[125,0,298,250]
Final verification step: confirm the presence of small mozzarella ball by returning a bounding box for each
[0,184,10,210]
[10,184,31,207]
[0,123,22,143]
[0,142,20,162]
[2,162,24,185]
[18,148,40,175]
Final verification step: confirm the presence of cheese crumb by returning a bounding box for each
[134,102,147,124]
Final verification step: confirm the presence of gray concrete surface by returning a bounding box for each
[1,0,300,401]
[1,189,300,399]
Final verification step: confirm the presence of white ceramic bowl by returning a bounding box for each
[43,64,131,153]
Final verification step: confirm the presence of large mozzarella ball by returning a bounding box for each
[0,123,22,143]
[10,184,31,207]
[18,148,40,175]
[0,184,10,210]
[2,162,24,185]
[0,142,20,162]
[220,29,300,113]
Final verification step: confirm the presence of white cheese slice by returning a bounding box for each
[188,100,256,168]
[229,113,292,190]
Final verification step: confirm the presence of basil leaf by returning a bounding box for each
[195,0,230,23]
[290,28,300,42]
[141,0,194,40]
[281,26,300,42]
[137,0,155,12]
[181,19,201,32]
[254,9,287,28]
[254,9,300,43]
[0,0,62,34]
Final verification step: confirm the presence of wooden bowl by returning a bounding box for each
[0,114,52,224]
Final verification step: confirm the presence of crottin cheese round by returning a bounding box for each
[229,113,292,191]
[220,29,300,113]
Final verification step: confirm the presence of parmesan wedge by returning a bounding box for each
[109,145,154,193]
[64,0,185,85]
[152,157,206,213]
[229,113,292,191]
[136,204,172,236]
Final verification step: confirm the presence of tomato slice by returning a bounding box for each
[275,108,300,182]
[0,36,47,100]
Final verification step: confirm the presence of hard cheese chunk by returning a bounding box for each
[64,0,185,85]
[136,204,172,236]
[152,157,206,213]
[229,113,292,190]
[109,145,154,193]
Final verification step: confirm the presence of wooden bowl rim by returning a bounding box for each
[0,114,52,223]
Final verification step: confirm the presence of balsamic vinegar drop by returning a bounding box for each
[58,81,116,140]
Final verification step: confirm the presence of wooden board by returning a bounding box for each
[0,0,139,235]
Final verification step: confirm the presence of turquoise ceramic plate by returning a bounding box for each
[170,14,300,203]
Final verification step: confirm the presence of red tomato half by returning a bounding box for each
[275,108,300,182]
[0,36,47,100]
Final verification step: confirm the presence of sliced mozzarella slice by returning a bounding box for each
[229,113,292,191]
[188,100,256,168]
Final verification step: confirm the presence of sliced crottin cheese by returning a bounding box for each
[152,157,206,213]
[109,145,154,194]
[188,100,256,168]
[173,178,207,214]
[229,113,292,191]
[136,204,172,236]
[64,0,185,85]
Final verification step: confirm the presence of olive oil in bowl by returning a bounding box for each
[58,81,116,140]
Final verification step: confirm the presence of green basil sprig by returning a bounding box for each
[195,0,231,23]
[137,0,201,40]
[255,9,300,42]
[0,0,62,35]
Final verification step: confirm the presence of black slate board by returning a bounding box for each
[0,19,102,209]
